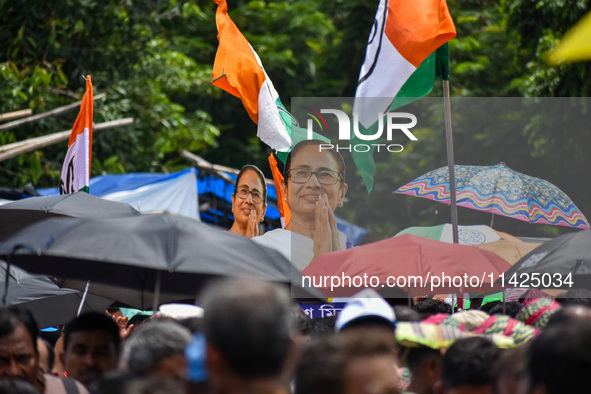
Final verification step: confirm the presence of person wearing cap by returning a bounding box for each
[335,292,397,333]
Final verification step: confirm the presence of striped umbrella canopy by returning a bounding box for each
[395,162,589,230]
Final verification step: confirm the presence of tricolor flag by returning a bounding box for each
[60,75,93,195]
[211,0,292,152]
[353,0,456,192]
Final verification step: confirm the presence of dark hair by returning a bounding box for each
[295,330,395,394]
[480,300,502,314]
[413,299,452,317]
[295,335,344,394]
[106,306,121,314]
[488,301,523,317]
[441,337,499,389]
[292,306,311,336]
[64,312,121,356]
[529,320,591,393]
[405,345,442,372]
[545,304,591,328]
[283,139,346,182]
[201,278,295,379]
[308,315,338,338]
[127,314,151,329]
[393,306,421,322]
[0,307,39,354]
[234,165,267,203]
[492,344,529,394]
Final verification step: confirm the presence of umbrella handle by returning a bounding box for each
[77,280,91,316]
[2,257,10,306]
[152,271,162,312]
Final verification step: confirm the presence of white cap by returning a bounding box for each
[158,303,204,319]
[335,290,396,331]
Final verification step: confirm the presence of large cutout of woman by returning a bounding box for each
[253,140,348,270]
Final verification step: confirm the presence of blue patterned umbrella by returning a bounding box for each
[396,162,589,229]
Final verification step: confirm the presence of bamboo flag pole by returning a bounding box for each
[0,118,134,162]
[438,42,459,244]
[443,80,458,244]
[0,93,106,132]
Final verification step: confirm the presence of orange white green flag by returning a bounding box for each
[353,0,456,129]
[211,0,292,152]
[352,0,456,192]
[60,75,93,195]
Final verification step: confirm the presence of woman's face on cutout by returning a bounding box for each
[232,169,267,225]
[283,145,347,218]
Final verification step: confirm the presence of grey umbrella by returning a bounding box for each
[0,262,113,327]
[0,212,320,309]
[500,229,591,290]
[0,192,144,312]
[0,191,141,240]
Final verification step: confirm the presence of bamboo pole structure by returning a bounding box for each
[181,149,275,186]
[0,118,134,162]
[0,93,106,132]
[0,109,33,123]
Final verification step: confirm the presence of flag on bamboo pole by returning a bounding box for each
[352,0,456,192]
[211,0,292,152]
[60,75,93,194]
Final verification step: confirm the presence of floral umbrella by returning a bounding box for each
[395,162,589,229]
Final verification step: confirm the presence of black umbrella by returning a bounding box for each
[0,262,113,327]
[0,192,141,240]
[0,212,319,309]
[500,230,591,290]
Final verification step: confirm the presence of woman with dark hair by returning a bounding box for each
[253,140,348,269]
[229,165,267,238]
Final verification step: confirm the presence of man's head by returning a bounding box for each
[413,299,452,320]
[36,337,54,374]
[439,337,500,394]
[122,320,192,379]
[62,312,120,387]
[0,308,39,389]
[528,320,591,394]
[200,278,295,381]
[404,346,442,394]
[295,331,399,394]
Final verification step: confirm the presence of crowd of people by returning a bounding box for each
[1,279,591,394]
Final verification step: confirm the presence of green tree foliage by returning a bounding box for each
[0,0,221,187]
[2,0,591,239]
